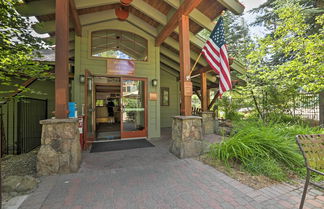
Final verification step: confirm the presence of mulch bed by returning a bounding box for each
[1,148,39,179]
[198,154,279,189]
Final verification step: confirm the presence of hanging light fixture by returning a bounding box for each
[115,0,132,21]
[120,0,132,6]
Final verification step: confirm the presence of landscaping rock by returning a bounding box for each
[2,175,38,193]
[219,119,233,128]
[218,126,232,136]
[37,118,81,176]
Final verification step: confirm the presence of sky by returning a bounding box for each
[240,0,267,37]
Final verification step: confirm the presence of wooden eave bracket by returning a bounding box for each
[155,0,203,46]
[69,0,82,36]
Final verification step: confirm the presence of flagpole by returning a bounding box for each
[187,52,202,80]
[186,10,226,81]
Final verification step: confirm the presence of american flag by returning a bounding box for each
[202,16,232,96]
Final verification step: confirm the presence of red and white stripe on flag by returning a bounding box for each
[202,40,232,96]
[201,16,232,97]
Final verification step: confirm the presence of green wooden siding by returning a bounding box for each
[22,80,55,118]
[73,20,161,138]
[0,80,54,154]
[160,69,180,128]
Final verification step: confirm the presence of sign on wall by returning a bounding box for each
[107,59,135,75]
[184,82,193,96]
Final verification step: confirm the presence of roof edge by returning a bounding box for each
[217,0,245,15]
[231,59,246,74]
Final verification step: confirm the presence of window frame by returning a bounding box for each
[90,29,149,62]
[160,87,170,106]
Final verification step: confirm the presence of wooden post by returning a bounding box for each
[179,15,192,116]
[320,92,324,127]
[55,0,69,118]
[201,71,208,112]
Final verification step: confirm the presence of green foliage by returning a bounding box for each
[251,0,323,36]
[0,0,51,99]
[209,120,323,181]
[198,12,252,63]
[237,0,324,120]
[244,158,287,181]
[216,95,245,120]
[246,1,324,93]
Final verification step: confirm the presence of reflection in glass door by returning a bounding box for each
[84,70,95,146]
[121,78,147,138]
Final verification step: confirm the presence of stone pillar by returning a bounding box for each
[169,116,203,158]
[199,112,214,135]
[214,118,219,134]
[37,119,81,176]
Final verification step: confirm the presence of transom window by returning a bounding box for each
[91,30,148,61]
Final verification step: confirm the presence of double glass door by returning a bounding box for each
[84,75,147,144]
[120,77,147,138]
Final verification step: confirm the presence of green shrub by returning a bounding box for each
[209,120,323,181]
[244,158,286,181]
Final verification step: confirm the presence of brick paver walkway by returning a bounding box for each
[18,134,323,209]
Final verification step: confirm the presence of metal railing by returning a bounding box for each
[0,97,47,156]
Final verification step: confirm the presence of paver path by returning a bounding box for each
[18,137,323,209]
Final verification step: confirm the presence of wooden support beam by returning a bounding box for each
[194,90,202,102]
[192,66,212,77]
[179,15,192,116]
[208,91,220,110]
[55,0,70,119]
[10,78,37,98]
[207,80,239,110]
[155,0,203,46]
[201,71,208,112]
[69,0,82,36]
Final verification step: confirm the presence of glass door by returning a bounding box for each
[84,70,95,145]
[120,77,147,138]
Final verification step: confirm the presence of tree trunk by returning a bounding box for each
[251,90,263,121]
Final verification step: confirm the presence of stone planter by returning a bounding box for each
[37,118,81,176]
[169,116,203,158]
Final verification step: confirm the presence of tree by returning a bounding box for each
[0,0,51,99]
[250,0,324,35]
[242,0,324,118]
[197,12,253,63]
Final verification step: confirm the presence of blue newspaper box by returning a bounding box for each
[68,102,77,118]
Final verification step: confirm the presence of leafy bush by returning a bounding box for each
[209,120,323,181]
[244,158,286,181]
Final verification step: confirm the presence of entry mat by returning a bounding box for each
[90,138,154,153]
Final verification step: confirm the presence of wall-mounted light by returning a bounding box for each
[151,79,158,87]
[79,75,85,83]
[88,77,92,91]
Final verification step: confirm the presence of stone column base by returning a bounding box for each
[214,119,219,134]
[37,118,81,176]
[169,116,203,158]
[198,112,214,135]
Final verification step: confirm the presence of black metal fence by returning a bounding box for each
[0,97,47,156]
[214,92,320,123]
[292,93,319,121]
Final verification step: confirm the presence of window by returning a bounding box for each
[161,87,169,106]
[91,30,148,61]
[127,86,131,92]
